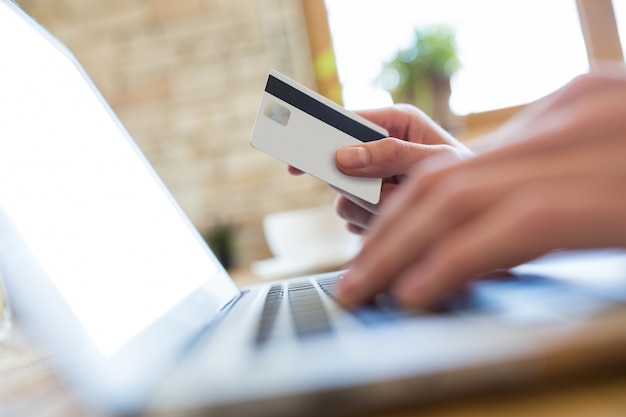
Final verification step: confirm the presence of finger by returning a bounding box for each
[287,165,305,176]
[334,195,374,232]
[333,183,401,234]
[475,75,626,155]
[328,184,378,214]
[345,151,473,267]
[336,170,494,308]
[402,89,626,204]
[354,105,433,140]
[391,179,626,308]
[346,223,366,235]
[355,104,465,148]
[358,128,626,268]
[336,138,461,178]
[475,72,626,151]
[331,182,400,217]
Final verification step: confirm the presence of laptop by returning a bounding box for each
[2,1,626,416]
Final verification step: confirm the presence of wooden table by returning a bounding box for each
[3,270,626,417]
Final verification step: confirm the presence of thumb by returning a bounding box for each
[335,138,446,178]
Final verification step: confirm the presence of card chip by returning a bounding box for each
[264,101,290,126]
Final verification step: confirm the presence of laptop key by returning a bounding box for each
[254,284,284,345]
[288,281,333,339]
[317,275,407,325]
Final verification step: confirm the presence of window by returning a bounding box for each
[323,0,589,115]
[615,0,626,57]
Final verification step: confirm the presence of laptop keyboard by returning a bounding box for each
[255,279,334,346]
[319,275,408,325]
[253,273,493,346]
[253,267,620,347]
[254,274,407,346]
[287,281,332,338]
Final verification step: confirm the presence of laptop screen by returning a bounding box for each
[0,0,239,357]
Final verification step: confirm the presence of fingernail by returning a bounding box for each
[337,146,370,169]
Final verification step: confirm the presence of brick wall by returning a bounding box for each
[16,0,338,267]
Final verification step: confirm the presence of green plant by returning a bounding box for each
[377,24,460,127]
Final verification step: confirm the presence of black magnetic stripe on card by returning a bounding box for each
[265,75,386,143]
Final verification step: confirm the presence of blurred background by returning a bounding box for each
[15,0,626,273]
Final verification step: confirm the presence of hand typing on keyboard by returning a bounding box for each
[331,68,626,311]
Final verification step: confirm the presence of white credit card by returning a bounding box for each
[249,70,388,204]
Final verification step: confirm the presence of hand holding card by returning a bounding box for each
[249,70,387,204]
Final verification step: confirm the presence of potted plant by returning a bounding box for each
[377,24,461,130]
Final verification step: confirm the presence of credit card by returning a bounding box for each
[249,70,388,204]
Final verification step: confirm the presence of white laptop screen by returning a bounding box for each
[0,1,239,357]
